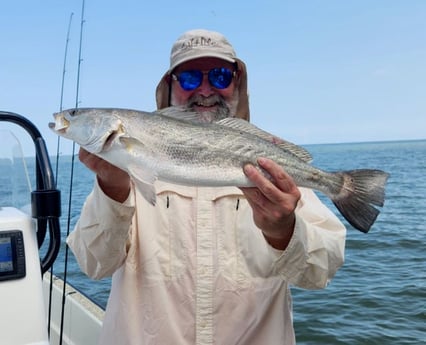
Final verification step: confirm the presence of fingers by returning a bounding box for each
[78,147,100,172]
[241,158,300,248]
[78,148,108,175]
[78,147,90,162]
[79,147,118,174]
[242,157,301,224]
[78,147,129,183]
[78,148,131,202]
[240,186,268,210]
[243,157,300,203]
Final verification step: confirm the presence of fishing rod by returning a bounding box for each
[55,12,74,177]
[59,0,86,343]
[47,11,74,341]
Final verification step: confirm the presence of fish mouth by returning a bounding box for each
[49,116,69,133]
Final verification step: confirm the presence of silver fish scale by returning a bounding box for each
[122,113,331,190]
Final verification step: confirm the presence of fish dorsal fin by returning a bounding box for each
[156,106,203,123]
[216,118,313,163]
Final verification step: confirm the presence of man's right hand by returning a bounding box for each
[79,148,131,202]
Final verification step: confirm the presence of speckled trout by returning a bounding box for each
[49,107,389,233]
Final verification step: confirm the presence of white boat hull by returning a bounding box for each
[43,272,104,345]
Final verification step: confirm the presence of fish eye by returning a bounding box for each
[69,109,77,116]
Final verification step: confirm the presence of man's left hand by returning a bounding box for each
[240,157,301,250]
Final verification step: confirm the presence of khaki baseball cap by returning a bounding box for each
[169,29,236,72]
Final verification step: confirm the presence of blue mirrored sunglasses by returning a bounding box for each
[171,67,236,91]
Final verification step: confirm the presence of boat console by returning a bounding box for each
[0,112,61,345]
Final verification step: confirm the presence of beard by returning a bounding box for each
[186,94,238,122]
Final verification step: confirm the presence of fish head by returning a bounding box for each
[49,108,124,154]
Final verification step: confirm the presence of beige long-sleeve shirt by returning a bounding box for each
[67,180,346,345]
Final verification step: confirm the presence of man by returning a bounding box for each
[68,29,346,345]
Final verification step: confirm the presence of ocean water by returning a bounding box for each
[291,140,426,345]
[1,139,425,344]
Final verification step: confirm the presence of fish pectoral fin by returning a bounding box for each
[135,182,157,206]
[120,137,144,151]
[128,165,158,205]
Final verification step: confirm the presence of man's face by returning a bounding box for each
[170,57,238,122]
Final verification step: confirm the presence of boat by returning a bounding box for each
[0,111,104,345]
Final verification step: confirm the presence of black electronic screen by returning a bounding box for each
[0,230,26,281]
[0,237,14,272]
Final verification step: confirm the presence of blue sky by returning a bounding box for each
[1,0,425,156]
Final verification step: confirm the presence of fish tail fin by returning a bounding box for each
[331,169,389,233]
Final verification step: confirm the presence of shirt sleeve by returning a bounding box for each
[66,178,135,280]
[270,188,346,289]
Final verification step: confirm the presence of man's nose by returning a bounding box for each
[196,76,214,97]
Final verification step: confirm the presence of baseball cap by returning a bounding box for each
[169,29,236,72]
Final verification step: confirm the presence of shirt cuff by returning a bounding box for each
[77,178,135,232]
[270,214,308,267]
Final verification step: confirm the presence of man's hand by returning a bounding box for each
[79,148,131,202]
[240,157,301,250]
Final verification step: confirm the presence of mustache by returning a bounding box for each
[187,94,228,109]
[187,94,230,122]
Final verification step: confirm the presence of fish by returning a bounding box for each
[49,107,389,233]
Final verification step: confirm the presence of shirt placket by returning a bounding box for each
[195,192,214,345]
